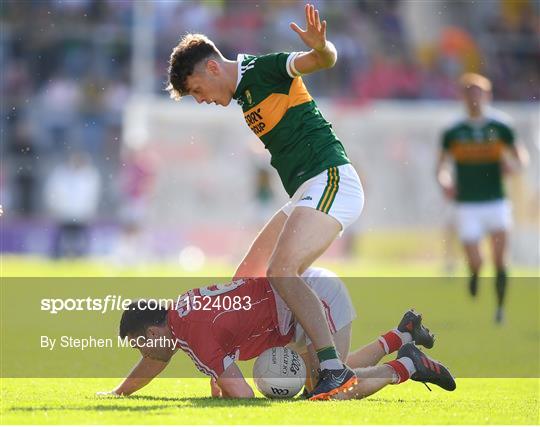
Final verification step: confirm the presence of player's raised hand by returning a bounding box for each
[290,4,327,51]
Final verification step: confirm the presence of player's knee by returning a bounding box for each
[266,259,299,278]
[469,257,482,272]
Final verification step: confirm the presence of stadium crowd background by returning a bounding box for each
[1,0,539,264]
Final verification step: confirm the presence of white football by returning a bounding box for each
[253,347,306,399]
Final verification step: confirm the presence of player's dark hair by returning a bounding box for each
[119,300,168,339]
[166,33,221,101]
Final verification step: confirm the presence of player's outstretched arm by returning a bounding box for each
[504,143,529,174]
[436,150,455,200]
[215,363,254,398]
[290,3,337,75]
[97,356,169,397]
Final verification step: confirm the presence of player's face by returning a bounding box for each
[462,85,489,113]
[187,62,233,107]
[129,326,174,360]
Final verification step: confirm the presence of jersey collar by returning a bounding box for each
[233,54,245,99]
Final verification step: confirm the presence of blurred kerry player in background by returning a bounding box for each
[166,4,364,399]
[97,267,455,400]
[436,73,528,323]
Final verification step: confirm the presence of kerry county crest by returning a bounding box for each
[245,90,253,106]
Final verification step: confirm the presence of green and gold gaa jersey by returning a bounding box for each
[442,113,515,202]
[233,52,349,196]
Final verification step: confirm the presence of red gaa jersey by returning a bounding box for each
[167,277,294,379]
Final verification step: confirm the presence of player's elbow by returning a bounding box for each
[517,145,530,168]
[217,374,255,399]
[328,51,338,68]
[324,57,336,69]
[224,384,255,399]
[317,51,337,69]
[321,43,337,68]
[233,388,255,399]
[266,261,298,278]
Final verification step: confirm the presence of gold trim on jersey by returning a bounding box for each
[242,77,312,138]
[450,140,506,163]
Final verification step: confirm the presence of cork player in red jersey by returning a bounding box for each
[97,268,455,400]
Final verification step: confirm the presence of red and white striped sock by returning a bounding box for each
[377,329,412,354]
[385,357,416,384]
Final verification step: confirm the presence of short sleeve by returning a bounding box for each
[255,52,302,82]
[441,130,452,151]
[499,123,515,147]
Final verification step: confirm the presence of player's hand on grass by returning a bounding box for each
[96,390,122,397]
[210,378,222,398]
[290,4,327,52]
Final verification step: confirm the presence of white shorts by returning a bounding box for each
[456,199,512,243]
[272,267,357,352]
[281,164,364,233]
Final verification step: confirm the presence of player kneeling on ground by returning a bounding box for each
[97,268,455,400]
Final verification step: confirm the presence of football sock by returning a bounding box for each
[385,357,416,384]
[469,272,479,297]
[495,269,507,308]
[317,346,344,370]
[378,329,413,354]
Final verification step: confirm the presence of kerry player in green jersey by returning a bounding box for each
[166,4,363,399]
[436,73,528,323]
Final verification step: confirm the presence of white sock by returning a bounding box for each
[320,358,344,370]
[394,328,413,345]
[397,356,416,377]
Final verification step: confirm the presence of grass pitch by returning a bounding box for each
[1,378,538,424]
[1,256,539,425]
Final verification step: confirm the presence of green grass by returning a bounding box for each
[1,378,538,424]
[1,256,539,425]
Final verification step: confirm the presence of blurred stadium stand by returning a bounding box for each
[1,0,538,265]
